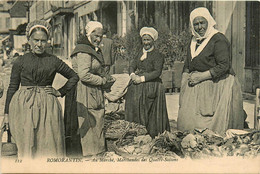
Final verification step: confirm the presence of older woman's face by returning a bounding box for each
[142,34,154,50]
[89,28,103,47]
[193,16,208,37]
[29,30,48,54]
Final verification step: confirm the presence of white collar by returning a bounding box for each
[190,29,219,59]
[143,46,154,53]
[140,46,154,61]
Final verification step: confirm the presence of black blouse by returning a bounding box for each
[183,33,235,80]
[129,49,164,82]
[4,52,79,114]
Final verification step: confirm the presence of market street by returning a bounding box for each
[0,60,255,132]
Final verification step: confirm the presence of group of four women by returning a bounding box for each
[3,7,245,159]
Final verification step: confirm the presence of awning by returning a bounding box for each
[52,7,74,16]
[75,1,101,17]
[44,7,74,20]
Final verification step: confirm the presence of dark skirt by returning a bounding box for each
[64,85,82,157]
[125,81,170,138]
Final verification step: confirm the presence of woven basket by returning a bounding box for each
[0,121,18,157]
[1,142,17,156]
[110,140,146,159]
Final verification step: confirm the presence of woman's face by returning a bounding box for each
[29,30,48,54]
[89,28,103,47]
[142,34,154,50]
[193,16,208,37]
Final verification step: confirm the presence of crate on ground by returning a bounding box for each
[161,70,174,93]
[161,61,184,93]
[172,61,184,90]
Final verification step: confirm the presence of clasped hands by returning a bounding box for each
[186,71,212,87]
[130,74,143,84]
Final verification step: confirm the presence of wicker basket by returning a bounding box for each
[0,121,18,157]
[110,140,146,159]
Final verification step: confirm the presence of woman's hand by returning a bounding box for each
[44,86,61,97]
[102,77,107,85]
[3,114,9,130]
[133,76,142,84]
[130,73,143,84]
[130,73,137,81]
[182,72,190,79]
[188,71,212,86]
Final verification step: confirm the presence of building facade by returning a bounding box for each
[27,0,259,94]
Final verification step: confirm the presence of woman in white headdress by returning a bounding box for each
[64,21,112,157]
[125,27,170,138]
[4,20,79,158]
[177,7,246,135]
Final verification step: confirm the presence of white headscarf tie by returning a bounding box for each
[140,46,154,61]
[190,7,219,59]
[85,21,103,51]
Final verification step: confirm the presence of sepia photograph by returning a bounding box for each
[0,0,259,173]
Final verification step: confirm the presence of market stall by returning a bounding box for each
[102,74,260,160]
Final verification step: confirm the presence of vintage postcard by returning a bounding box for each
[0,0,259,173]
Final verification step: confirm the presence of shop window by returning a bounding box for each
[53,23,62,48]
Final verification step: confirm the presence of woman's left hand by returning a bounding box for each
[133,76,142,84]
[44,86,61,97]
[189,71,212,86]
[189,72,203,86]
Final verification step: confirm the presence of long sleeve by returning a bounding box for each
[183,46,190,73]
[56,58,79,97]
[143,55,164,81]
[77,52,104,86]
[110,42,115,65]
[209,37,231,79]
[5,58,22,114]
[129,57,137,74]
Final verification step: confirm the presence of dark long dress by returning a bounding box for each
[5,52,79,158]
[125,49,170,138]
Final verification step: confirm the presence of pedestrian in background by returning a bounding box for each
[100,27,114,74]
[177,7,245,135]
[4,20,79,159]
